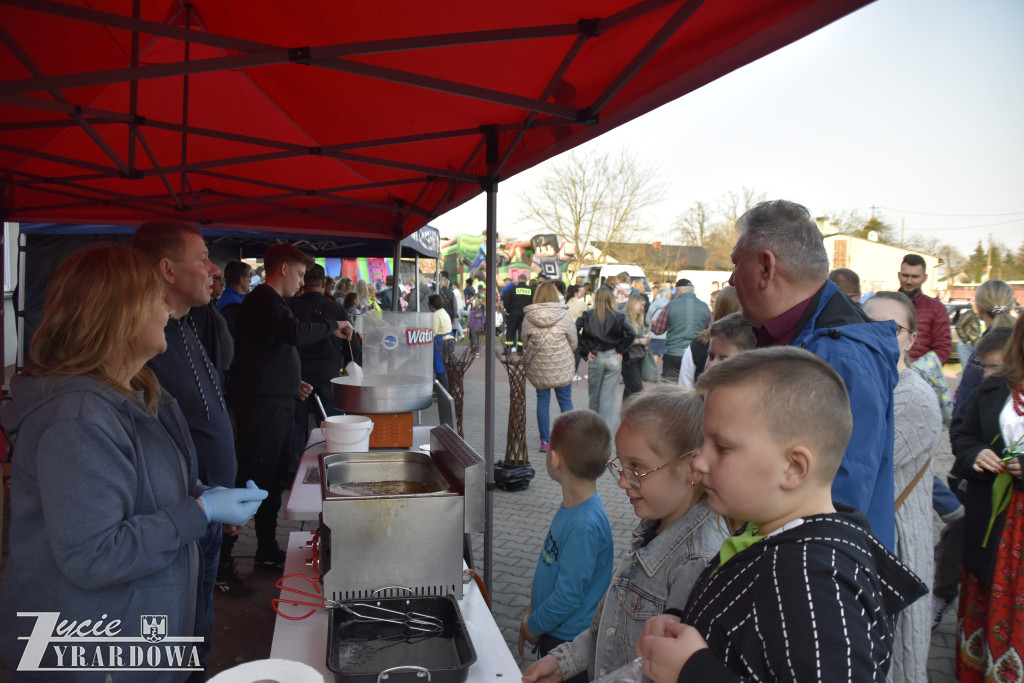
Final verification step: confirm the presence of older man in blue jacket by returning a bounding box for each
[728,200,900,550]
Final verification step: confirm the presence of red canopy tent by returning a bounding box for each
[1,0,871,238]
[0,0,873,590]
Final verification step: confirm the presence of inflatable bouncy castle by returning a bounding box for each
[318,257,393,286]
[440,233,577,288]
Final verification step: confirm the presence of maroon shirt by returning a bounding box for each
[753,295,815,348]
[903,289,951,364]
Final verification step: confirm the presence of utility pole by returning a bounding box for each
[946,245,953,300]
[900,217,905,247]
[987,233,993,282]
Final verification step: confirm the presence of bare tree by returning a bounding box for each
[701,227,740,271]
[672,190,764,269]
[825,209,898,244]
[718,186,767,230]
[673,201,714,246]
[517,148,664,276]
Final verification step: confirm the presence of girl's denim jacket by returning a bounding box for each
[550,500,727,679]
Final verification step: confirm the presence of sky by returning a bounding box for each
[430,0,1024,259]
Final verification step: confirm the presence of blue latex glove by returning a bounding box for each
[199,480,268,526]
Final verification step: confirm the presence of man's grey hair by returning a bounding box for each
[736,200,829,283]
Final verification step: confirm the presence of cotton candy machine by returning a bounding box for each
[331,311,435,447]
[317,424,484,601]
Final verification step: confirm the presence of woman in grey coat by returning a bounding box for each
[865,291,939,683]
[0,244,266,682]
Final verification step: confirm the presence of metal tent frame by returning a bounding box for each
[0,0,874,595]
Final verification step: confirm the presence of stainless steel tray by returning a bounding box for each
[326,595,476,683]
[331,375,433,413]
[320,452,453,499]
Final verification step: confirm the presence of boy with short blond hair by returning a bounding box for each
[638,347,927,682]
[704,312,755,370]
[519,410,614,677]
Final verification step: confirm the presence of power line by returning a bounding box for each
[908,217,1024,231]
[875,206,1024,218]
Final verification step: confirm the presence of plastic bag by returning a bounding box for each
[493,462,535,492]
[641,351,658,382]
[596,657,651,683]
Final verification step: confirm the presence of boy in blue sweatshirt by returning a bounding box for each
[519,410,614,680]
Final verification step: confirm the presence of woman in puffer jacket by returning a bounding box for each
[523,282,578,453]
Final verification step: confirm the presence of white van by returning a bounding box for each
[576,264,651,299]
[674,269,733,304]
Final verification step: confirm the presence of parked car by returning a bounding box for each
[576,264,652,300]
[946,301,979,365]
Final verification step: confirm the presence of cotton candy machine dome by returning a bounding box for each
[331,311,434,414]
[331,375,433,413]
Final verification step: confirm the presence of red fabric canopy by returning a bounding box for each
[0,0,871,239]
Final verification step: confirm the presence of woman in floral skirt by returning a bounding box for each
[951,313,1024,682]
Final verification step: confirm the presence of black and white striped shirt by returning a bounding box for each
[672,508,927,682]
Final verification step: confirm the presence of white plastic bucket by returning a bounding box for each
[321,415,374,452]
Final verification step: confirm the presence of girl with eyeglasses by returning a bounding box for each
[523,386,727,683]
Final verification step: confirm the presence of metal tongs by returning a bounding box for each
[272,575,444,637]
[338,601,443,635]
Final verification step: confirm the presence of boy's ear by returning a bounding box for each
[547,448,561,470]
[779,443,813,491]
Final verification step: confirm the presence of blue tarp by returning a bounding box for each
[18,223,439,259]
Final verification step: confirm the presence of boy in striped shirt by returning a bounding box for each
[638,347,927,682]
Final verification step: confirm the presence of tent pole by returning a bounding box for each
[414,253,420,311]
[0,222,4,387]
[15,229,26,375]
[482,128,498,598]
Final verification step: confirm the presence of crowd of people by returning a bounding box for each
[0,199,1021,682]
[513,200,1022,682]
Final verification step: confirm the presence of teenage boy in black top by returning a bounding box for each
[229,244,353,569]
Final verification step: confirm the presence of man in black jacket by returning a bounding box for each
[439,270,457,318]
[288,263,356,478]
[229,244,353,570]
[379,274,395,311]
[217,260,252,339]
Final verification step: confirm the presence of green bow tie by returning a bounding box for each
[716,523,765,569]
